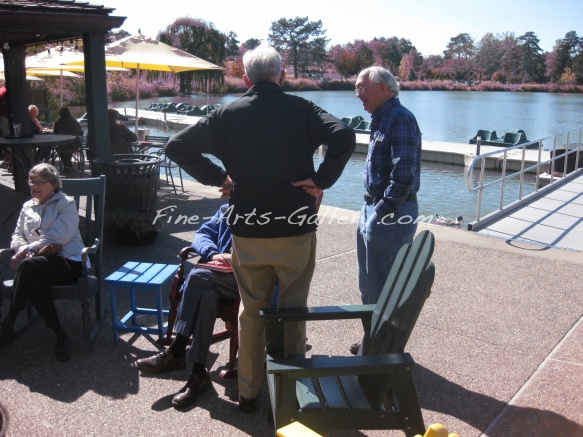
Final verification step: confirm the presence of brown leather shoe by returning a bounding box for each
[172,372,212,408]
[349,342,361,355]
[134,349,186,374]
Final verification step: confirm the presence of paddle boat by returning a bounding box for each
[468,129,536,149]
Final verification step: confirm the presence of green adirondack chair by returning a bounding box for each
[261,230,436,437]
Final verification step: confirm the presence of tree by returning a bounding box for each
[421,54,444,80]
[335,50,359,80]
[500,43,523,83]
[517,31,546,83]
[243,38,261,51]
[268,17,328,78]
[548,31,582,83]
[354,41,374,71]
[399,49,422,81]
[476,33,503,82]
[225,31,240,60]
[572,43,583,84]
[158,17,226,94]
[443,33,475,82]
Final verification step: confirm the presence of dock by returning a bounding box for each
[117,107,551,173]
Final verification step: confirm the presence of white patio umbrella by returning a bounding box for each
[0,54,44,81]
[63,35,224,131]
[26,48,125,106]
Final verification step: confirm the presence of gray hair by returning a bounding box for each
[29,163,61,192]
[361,66,400,97]
[243,45,282,84]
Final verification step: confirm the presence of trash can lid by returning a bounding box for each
[116,158,147,164]
[94,154,162,166]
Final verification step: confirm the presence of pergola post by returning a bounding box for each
[3,46,32,192]
[83,32,111,175]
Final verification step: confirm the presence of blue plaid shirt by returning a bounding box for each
[364,97,421,215]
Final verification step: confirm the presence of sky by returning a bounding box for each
[105,0,582,57]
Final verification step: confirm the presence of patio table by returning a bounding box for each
[0,134,77,192]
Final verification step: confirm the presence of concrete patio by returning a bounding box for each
[0,168,582,436]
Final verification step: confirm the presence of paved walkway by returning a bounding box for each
[0,169,582,436]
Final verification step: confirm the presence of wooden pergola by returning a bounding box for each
[0,0,126,187]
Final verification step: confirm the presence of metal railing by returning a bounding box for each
[465,127,583,223]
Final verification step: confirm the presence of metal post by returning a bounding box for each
[476,136,481,156]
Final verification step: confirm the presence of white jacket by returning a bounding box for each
[11,191,85,261]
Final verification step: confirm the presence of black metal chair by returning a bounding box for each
[145,135,184,193]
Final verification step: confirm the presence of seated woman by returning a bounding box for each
[52,107,82,172]
[29,105,52,162]
[108,109,137,154]
[0,163,85,362]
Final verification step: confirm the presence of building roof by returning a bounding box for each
[0,0,126,47]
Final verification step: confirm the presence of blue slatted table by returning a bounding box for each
[105,261,179,343]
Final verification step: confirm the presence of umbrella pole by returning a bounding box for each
[135,64,140,134]
[60,70,63,107]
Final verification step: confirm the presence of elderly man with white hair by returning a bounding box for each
[166,45,355,413]
[352,66,422,354]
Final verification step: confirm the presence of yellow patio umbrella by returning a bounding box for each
[63,35,224,131]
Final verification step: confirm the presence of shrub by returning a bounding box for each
[223,76,246,93]
[156,86,177,97]
[319,80,354,91]
[108,72,136,101]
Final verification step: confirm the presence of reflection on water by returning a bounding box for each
[144,118,537,221]
[313,152,538,220]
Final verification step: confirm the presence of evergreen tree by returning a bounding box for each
[243,38,261,51]
[225,31,240,60]
[268,17,328,78]
[517,31,546,83]
[549,31,581,83]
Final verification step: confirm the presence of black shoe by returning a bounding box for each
[0,326,15,348]
[55,338,71,362]
[171,372,212,408]
[239,395,259,413]
[134,349,186,374]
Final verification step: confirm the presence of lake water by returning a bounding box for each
[113,91,583,221]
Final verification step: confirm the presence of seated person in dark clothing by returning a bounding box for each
[134,204,239,409]
[52,107,82,171]
[108,109,137,153]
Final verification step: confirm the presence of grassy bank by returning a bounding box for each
[224,77,583,94]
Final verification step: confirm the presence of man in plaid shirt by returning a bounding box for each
[352,66,421,353]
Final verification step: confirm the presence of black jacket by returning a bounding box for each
[166,81,355,238]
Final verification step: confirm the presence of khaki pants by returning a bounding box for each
[232,232,316,398]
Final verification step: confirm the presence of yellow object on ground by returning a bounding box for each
[277,421,322,437]
[414,423,460,437]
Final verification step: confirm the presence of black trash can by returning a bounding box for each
[93,154,162,212]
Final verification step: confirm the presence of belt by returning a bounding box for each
[364,193,417,204]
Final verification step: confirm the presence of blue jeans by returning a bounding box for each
[357,201,418,305]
